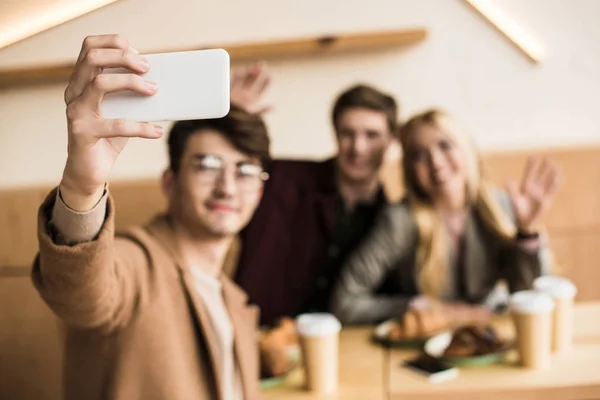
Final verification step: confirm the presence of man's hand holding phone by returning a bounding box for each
[60,34,163,212]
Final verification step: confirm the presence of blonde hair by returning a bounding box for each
[399,109,548,298]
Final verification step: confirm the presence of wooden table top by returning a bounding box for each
[388,301,600,400]
[260,302,600,399]
[262,327,385,400]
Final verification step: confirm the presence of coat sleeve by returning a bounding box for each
[31,188,151,332]
[330,204,418,325]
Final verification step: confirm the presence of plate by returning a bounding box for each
[424,330,513,367]
[372,319,442,348]
[260,375,287,389]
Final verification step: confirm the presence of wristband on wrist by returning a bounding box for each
[516,229,540,240]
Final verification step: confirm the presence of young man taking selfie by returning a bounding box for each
[32,34,268,400]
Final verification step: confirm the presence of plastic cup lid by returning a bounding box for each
[296,313,342,337]
[533,275,578,298]
[509,290,555,314]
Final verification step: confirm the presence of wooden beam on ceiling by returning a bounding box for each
[0,27,428,89]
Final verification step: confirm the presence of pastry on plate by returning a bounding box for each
[259,317,298,378]
[443,325,504,358]
[275,317,298,347]
[386,308,450,341]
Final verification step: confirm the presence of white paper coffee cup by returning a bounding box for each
[534,276,577,353]
[510,290,555,369]
[296,313,341,394]
[533,276,577,299]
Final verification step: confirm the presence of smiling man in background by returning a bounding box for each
[231,64,400,325]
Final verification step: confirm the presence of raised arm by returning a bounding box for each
[230,62,273,115]
[31,34,163,332]
[498,156,562,292]
[330,204,418,325]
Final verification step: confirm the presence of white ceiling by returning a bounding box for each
[0,0,118,49]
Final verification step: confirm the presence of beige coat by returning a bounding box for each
[32,189,263,400]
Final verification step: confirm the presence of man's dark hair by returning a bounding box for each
[167,104,271,175]
[331,84,398,134]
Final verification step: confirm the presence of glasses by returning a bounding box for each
[189,154,269,192]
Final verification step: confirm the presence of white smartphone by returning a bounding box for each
[100,49,230,122]
[401,354,459,384]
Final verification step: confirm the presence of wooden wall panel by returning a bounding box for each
[1,145,599,301]
[0,275,64,400]
[379,155,405,203]
[0,180,166,268]
[564,233,600,301]
[483,146,600,234]
[108,179,166,229]
[547,235,578,277]
[545,233,600,301]
[0,187,50,267]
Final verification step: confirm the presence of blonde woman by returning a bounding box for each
[330,109,560,325]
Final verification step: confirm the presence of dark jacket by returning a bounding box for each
[235,158,388,325]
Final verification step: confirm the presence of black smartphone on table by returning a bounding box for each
[401,353,459,383]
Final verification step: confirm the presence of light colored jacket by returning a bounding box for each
[32,188,263,400]
[330,191,548,325]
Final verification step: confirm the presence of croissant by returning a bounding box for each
[259,317,298,378]
[387,308,450,340]
[260,334,294,377]
[275,317,298,346]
